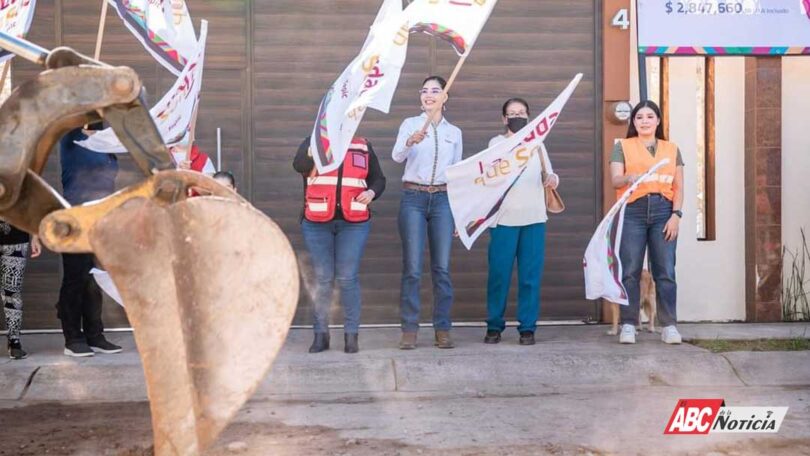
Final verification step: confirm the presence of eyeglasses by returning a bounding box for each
[419,88,443,95]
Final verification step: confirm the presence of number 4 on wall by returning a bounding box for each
[612,8,630,30]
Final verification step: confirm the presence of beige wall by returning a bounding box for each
[637,57,810,322]
[782,58,810,300]
[628,7,748,320]
[666,57,747,321]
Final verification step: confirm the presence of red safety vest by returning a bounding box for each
[304,138,370,223]
[188,145,212,173]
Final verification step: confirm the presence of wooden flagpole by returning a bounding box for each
[419,53,468,134]
[93,0,109,60]
[0,61,11,98]
[185,99,201,162]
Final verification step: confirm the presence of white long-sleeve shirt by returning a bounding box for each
[489,134,557,227]
[392,113,463,185]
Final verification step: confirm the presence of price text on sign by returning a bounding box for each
[664,1,754,15]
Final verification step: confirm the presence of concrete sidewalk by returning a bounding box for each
[2,323,809,403]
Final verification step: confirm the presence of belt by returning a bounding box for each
[403,182,447,193]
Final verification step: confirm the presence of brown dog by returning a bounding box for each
[607,269,656,335]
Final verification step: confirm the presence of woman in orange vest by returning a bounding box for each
[293,136,386,354]
[610,100,684,345]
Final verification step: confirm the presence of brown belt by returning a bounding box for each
[403,182,447,193]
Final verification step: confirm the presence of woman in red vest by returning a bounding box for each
[293,136,386,353]
[610,100,684,345]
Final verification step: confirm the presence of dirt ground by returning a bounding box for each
[1,401,809,456]
[0,401,581,456]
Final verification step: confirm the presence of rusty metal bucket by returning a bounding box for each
[0,32,300,455]
[46,193,298,455]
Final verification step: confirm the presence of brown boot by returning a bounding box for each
[434,330,455,349]
[399,332,417,350]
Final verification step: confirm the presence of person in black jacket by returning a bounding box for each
[57,125,122,357]
[294,136,385,354]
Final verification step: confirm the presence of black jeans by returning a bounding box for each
[56,253,104,344]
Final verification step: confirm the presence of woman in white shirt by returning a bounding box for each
[484,98,559,346]
[392,76,463,350]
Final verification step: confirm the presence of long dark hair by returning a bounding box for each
[626,100,666,140]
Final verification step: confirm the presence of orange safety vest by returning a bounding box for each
[304,138,371,223]
[616,137,678,204]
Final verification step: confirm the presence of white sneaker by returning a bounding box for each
[619,324,636,344]
[661,325,682,344]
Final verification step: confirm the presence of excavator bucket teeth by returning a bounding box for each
[87,196,299,455]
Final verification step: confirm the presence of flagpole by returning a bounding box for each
[216,127,222,171]
[419,53,468,133]
[186,99,201,161]
[416,2,498,134]
[0,61,10,98]
[93,0,109,60]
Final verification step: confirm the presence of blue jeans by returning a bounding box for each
[486,223,546,333]
[398,190,454,332]
[619,194,678,326]
[301,219,370,334]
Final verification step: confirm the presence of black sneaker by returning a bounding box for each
[64,341,95,357]
[519,331,535,346]
[483,330,501,344]
[88,337,122,354]
[8,339,28,360]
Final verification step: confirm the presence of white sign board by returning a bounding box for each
[637,0,810,55]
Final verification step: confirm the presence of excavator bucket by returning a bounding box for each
[39,172,300,455]
[0,32,300,455]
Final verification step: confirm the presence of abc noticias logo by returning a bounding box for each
[664,399,789,434]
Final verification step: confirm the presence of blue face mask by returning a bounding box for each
[507,117,528,134]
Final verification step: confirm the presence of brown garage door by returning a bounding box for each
[14,0,600,330]
[253,0,601,325]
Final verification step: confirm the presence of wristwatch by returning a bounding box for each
[672,210,683,218]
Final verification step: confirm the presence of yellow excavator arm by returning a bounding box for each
[0,31,299,456]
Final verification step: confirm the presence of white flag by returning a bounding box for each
[405,0,497,56]
[78,20,208,153]
[0,0,38,64]
[312,0,499,173]
[446,74,582,249]
[311,0,407,174]
[583,160,670,305]
[91,268,124,307]
[108,0,197,75]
